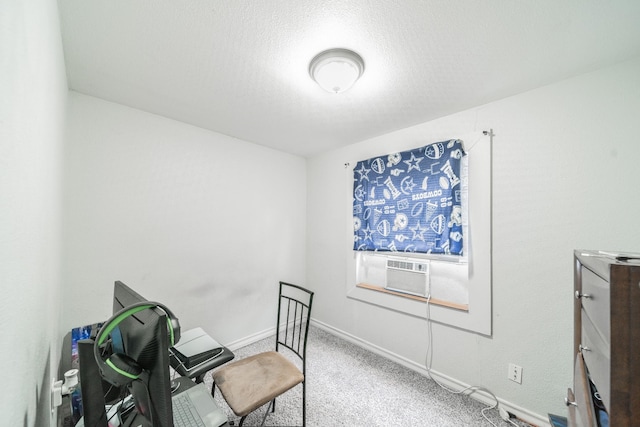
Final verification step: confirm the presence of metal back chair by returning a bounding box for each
[211,281,314,426]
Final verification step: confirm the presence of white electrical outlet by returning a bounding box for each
[508,363,523,384]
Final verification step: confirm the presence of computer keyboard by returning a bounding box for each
[173,394,206,427]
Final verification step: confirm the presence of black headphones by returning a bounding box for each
[93,301,181,387]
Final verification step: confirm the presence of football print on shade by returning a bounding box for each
[353,139,466,255]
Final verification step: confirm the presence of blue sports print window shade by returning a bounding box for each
[353,139,466,255]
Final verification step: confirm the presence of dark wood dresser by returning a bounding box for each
[567,250,640,426]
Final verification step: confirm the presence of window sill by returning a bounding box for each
[356,283,468,312]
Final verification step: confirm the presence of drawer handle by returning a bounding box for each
[579,344,591,353]
[564,397,577,407]
[575,290,592,300]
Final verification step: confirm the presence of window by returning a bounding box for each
[346,131,492,335]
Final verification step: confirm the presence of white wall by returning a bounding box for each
[61,93,307,346]
[307,57,640,422]
[5,5,636,424]
[0,1,67,426]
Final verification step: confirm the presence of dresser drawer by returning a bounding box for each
[566,388,577,427]
[572,353,597,427]
[580,266,610,344]
[581,311,610,411]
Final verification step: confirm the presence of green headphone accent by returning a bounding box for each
[94,301,180,387]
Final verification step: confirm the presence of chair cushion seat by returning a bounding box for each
[212,350,304,417]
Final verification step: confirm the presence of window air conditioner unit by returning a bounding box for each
[385,257,429,297]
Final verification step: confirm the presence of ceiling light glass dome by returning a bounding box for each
[309,48,365,94]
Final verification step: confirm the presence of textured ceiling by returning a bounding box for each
[58,0,640,157]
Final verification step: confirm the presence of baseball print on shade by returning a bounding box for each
[353,139,466,255]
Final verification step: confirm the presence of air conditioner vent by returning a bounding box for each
[385,258,429,297]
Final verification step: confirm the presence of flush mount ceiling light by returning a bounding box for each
[309,48,365,94]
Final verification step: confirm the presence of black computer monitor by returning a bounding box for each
[74,280,147,427]
[77,338,108,427]
[110,281,175,427]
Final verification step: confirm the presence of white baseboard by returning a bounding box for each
[224,319,296,351]
[311,319,550,427]
[224,326,275,351]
